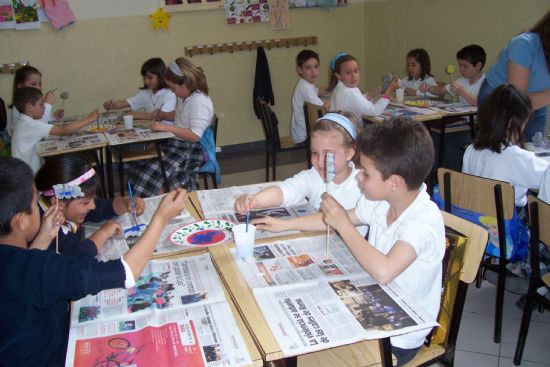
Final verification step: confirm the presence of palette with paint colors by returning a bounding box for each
[170,219,234,247]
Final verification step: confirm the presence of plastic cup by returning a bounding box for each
[123,115,133,129]
[232,223,256,259]
[395,88,405,102]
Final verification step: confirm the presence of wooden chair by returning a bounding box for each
[513,195,550,365]
[375,212,489,367]
[199,114,219,189]
[303,102,326,167]
[438,167,516,344]
[257,98,306,181]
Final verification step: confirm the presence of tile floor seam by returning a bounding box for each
[456,348,502,358]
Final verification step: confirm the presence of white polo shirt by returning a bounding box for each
[354,184,445,348]
[11,114,53,173]
[175,91,214,139]
[291,78,323,144]
[330,81,390,123]
[445,74,485,105]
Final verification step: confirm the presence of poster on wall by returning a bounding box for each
[225,0,270,24]
[288,0,347,8]
[0,0,14,29]
[11,0,40,29]
[164,0,224,12]
[269,0,290,29]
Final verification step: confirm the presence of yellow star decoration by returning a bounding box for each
[149,7,171,31]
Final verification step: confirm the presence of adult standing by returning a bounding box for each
[478,10,550,142]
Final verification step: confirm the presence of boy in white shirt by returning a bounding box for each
[290,50,329,144]
[254,117,445,365]
[422,44,486,106]
[11,87,98,173]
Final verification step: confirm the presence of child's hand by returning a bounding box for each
[152,109,164,122]
[386,78,401,94]
[449,81,464,96]
[99,220,122,238]
[44,90,56,105]
[30,205,64,250]
[252,216,288,233]
[154,188,188,223]
[86,108,99,123]
[405,88,417,96]
[418,82,428,93]
[151,121,169,132]
[320,193,351,231]
[322,101,331,110]
[318,87,329,97]
[103,99,114,110]
[125,196,145,215]
[53,109,65,120]
[234,194,256,215]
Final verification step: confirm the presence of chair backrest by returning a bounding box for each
[212,114,219,144]
[257,97,281,150]
[528,195,550,246]
[303,102,326,142]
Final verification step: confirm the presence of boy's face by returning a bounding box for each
[26,99,45,119]
[297,58,320,84]
[336,60,360,88]
[356,154,392,201]
[56,196,96,224]
[457,59,482,80]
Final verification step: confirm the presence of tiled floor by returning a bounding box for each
[215,150,550,367]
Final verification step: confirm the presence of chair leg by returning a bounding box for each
[265,151,270,182]
[272,151,277,182]
[494,261,506,343]
[203,174,209,190]
[513,292,536,365]
[210,173,218,189]
[117,149,125,196]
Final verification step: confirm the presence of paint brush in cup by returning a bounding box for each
[245,198,251,232]
[325,153,335,259]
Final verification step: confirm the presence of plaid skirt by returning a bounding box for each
[129,138,204,197]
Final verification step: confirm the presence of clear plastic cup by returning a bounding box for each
[232,223,256,259]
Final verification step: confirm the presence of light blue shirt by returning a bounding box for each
[486,32,550,93]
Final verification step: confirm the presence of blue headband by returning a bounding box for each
[317,113,357,139]
[330,52,348,71]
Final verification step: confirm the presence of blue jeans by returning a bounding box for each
[478,80,548,142]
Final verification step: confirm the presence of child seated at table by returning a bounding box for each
[253,117,445,365]
[420,44,486,106]
[462,84,549,208]
[103,58,176,124]
[11,87,98,173]
[328,53,399,123]
[0,156,188,366]
[290,49,329,144]
[401,48,438,97]
[130,57,217,196]
[236,112,368,233]
[34,154,146,257]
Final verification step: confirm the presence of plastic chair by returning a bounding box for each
[257,98,306,181]
[199,114,219,189]
[378,212,488,367]
[513,195,550,365]
[438,167,515,343]
[303,102,326,168]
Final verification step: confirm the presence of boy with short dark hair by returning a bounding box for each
[254,117,445,366]
[11,86,98,173]
[290,49,329,144]
[0,157,187,366]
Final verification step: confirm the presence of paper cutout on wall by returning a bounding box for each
[149,7,171,30]
[225,0,269,24]
[0,0,14,29]
[11,0,40,30]
[38,0,75,30]
[269,0,289,29]
[288,0,346,8]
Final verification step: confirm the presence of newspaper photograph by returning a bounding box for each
[70,254,226,325]
[234,234,365,288]
[66,283,252,366]
[104,128,174,145]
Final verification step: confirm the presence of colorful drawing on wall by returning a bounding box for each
[0,0,14,29]
[288,0,346,9]
[164,0,224,12]
[11,0,40,29]
[225,0,270,24]
[269,0,289,29]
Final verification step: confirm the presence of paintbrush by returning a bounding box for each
[325,152,335,259]
[127,181,139,226]
[55,195,59,254]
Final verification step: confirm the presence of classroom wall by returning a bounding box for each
[0,2,367,147]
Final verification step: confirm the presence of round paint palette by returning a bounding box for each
[404,100,437,108]
[170,219,234,247]
[87,124,116,133]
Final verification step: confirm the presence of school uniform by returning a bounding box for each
[462,144,549,207]
[445,74,485,105]
[9,103,53,136]
[538,166,550,205]
[11,114,53,173]
[400,76,438,97]
[0,244,134,367]
[330,80,389,123]
[130,91,213,196]
[291,78,323,144]
[127,88,177,124]
[354,184,445,349]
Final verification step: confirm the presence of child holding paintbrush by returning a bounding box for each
[34,155,145,257]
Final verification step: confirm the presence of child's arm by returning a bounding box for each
[153,110,175,122]
[449,82,477,106]
[420,84,446,97]
[50,109,99,136]
[234,187,285,215]
[123,189,188,279]
[321,194,417,284]
[150,121,200,142]
[130,111,154,121]
[88,220,122,252]
[29,205,63,250]
[103,99,129,110]
[112,196,145,216]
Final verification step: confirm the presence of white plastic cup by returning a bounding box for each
[123,115,133,129]
[395,88,405,102]
[232,223,256,259]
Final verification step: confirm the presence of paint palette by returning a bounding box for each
[87,124,116,133]
[170,219,234,247]
[404,100,437,108]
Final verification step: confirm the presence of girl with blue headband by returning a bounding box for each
[235,112,368,235]
[328,53,400,123]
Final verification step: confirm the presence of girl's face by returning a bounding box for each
[336,60,360,88]
[356,154,392,201]
[310,130,355,183]
[166,79,191,99]
[406,57,422,79]
[59,196,96,224]
[144,72,160,91]
[19,73,42,91]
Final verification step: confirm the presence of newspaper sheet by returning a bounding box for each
[66,255,252,367]
[104,128,174,145]
[234,234,438,356]
[37,133,107,156]
[429,103,477,114]
[196,183,317,239]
